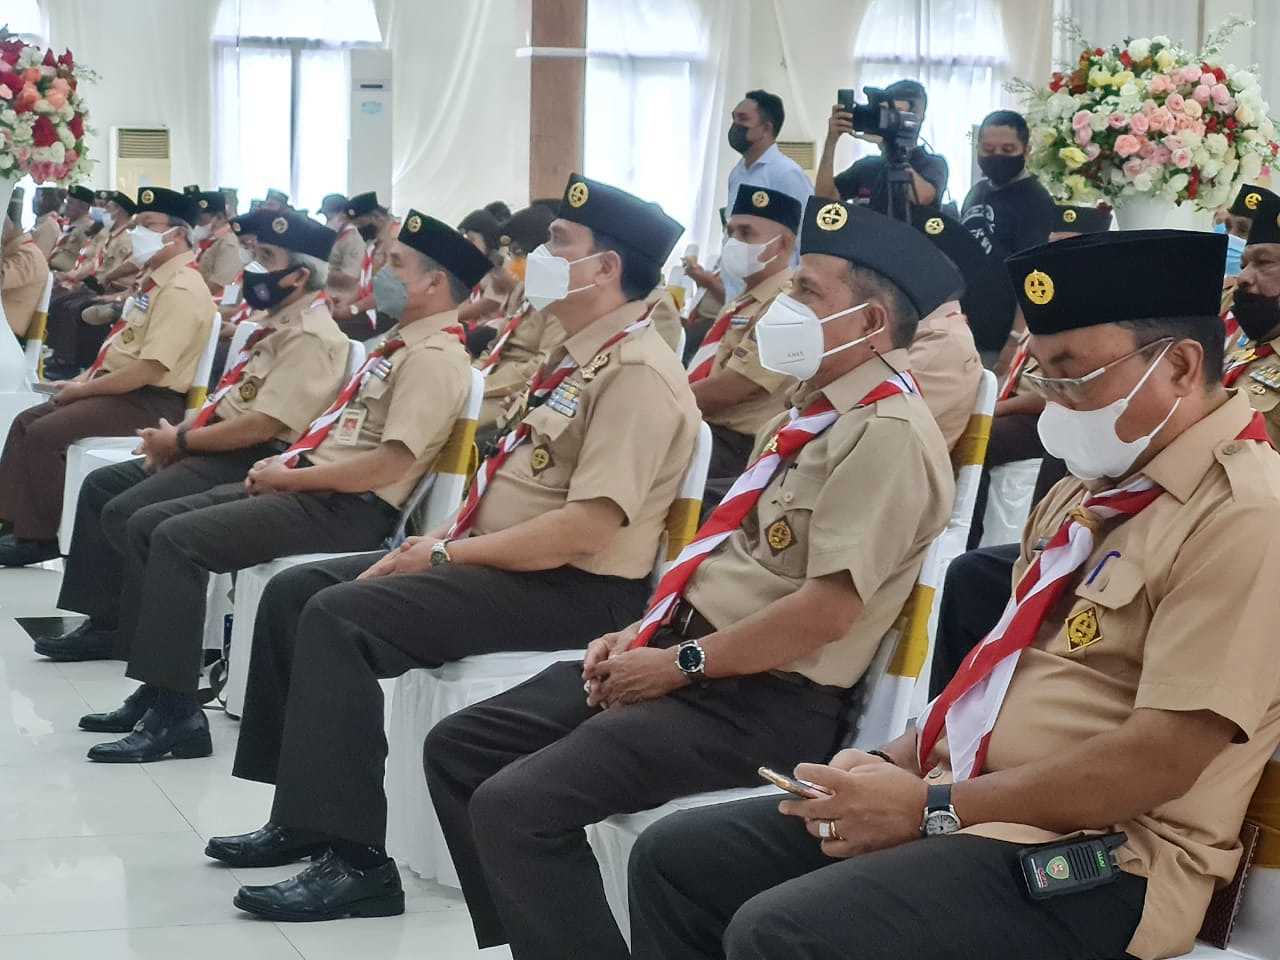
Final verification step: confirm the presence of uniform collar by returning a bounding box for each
[265,290,324,330]
[919,298,964,331]
[149,250,196,285]
[1138,389,1255,503]
[2,233,23,255]
[735,265,793,309]
[792,348,913,413]
[400,307,461,345]
[562,299,648,367]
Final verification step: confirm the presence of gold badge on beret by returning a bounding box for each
[924,216,944,236]
[271,217,288,235]
[567,182,590,208]
[530,444,553,475]
[765,518,795,554]
[815,202,848,232]
[199,199,209,209]
[140,189,155,205]
[581,352,611,381]
[346,207,357,217]
[1246,191,1263,211]
[1062,208,1078,224]
[406,214,423,233]
[231,221,242,233]
[1023,269,1055,306]
[751,190,770,209]
[1065,606,1101,651]
[239,380,259,402]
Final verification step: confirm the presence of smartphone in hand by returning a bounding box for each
[759,766,832,799]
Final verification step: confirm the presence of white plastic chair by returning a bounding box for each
[385,421,714,884]
[221,364,481,718]
[23,272,54,383]
[978,457,1042,549]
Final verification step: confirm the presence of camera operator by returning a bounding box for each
[816,79,947,214]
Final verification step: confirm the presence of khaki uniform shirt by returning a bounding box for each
[471,299,700,579]
[686,350,954,687]
[1223,330,1280,448]
[328,224,365,280]
[29,214,61,258]
[923,391,1280,960]
[2,236,50,338]
[197,227,242,290]
[309,309,472,509]
[100,251,211,392]
[701,268,795,438]
[907,299,984,450]
[97,226,134,278]
[48,215,93,272]
[478,302,567,428]
[212,292,350,443]
[644,285,684,353]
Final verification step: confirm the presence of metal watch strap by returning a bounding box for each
[926,783,952,812]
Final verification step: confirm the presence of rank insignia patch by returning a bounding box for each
[1065,606,1101,652]
[581,352,611,381]
[1249,362,1280,390]
[239,380,259,402]
[121,328,136,344]
[766,518,794,554]
[530,445,553,474]
[546,380,581,418]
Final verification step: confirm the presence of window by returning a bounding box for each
[6,0,45,41]
[854,0,1009,203]
[212,0,380,215]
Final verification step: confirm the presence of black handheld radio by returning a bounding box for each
[1018,832,1128,901]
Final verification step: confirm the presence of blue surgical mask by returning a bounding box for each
[1216,221,1247,277]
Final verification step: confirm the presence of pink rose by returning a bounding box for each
[1211,83,1231,105]
[1171,147,1193,168]
[1201,71,1217,85]
[0,84,11,100]
[1071,109,1093,130]
[1151,145,1172,165]
[1147,74,1173,96]
[1150,107,1174,132]
[1114,133,1143,157]
[1180,66,1203,85]
[46,89,65,108]
[1142,99,1158,113]
[1193,84,1211,104]
[1183,98,1202,119]
[1075,125,1093,146]
[1085,142,1101,160]
[1174,113,1196,131]
[1108,112,1128,129]
[1123,157,1146,179]
[49,76,68,93]
[1139,138,1157,158]
[1128,112,1150,134]
[1166,92,1185,111]
[22,67,39,83]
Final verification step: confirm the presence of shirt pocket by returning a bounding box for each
[752,464,824,580]
[1060,557,1146,661]
[521,405,578,490]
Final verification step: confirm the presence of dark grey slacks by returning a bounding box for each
[928,543,1020,700]
[628,794,1147,960]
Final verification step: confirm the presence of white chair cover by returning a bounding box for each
[978,457,1042,548]
[22,272,54,384]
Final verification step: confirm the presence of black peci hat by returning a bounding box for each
[1231,184,1270,220]
[346,191,382,218]
[250,209,337,260]
[95,190,137,215]
[729,184,802,234]
[1244,186,1280,246]
[195,191,226,217]
[398,209,493,289]
[557,174,684,289]
[1051,204,1112,234]
[135,186,200,225]
[912,209,1016,332]
[68,184,95,205]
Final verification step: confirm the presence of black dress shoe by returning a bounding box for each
[0,534,59,567]
[33,620,117,662]
[233,851,404,921]
[86,706,212,763]
[206,823,331,868]
[79,685,159,733]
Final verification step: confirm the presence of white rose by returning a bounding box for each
[1127,38,1152,60]
[0,109,15,124]
[1109,168,1127,185]
[1119,82,1139,99]
[1243,128,1262,143]
[1199,158,1222,179]
[1261,118,1276,139]
[1181,130,1202,148]
[57,126,74,148]
[1235,104,1257,126]
[1205,132,1229,156]
[1233,70,1258,91]
[1155,49,1176,71]
[1242,153,1263,180]
[1090,111,1109,131]
[1152,35,1171,47]
[1134,171,1154,192]
[1167,172,1190,192]
[1193,147,1211,167]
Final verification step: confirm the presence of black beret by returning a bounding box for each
[250,209,337,260]
[557,174,684,282]
[135,186,200,225]
[501,204,555,254]
[1008,229,1226,335]
[182,184,201,195]
[1244,186,1280,246]
[398,209,492,289]
[265,188,290,205]
[799,197,961,318]
[911,209,1016,328]
[346,191,381,218]
[195,191,226,216]
[95,190,137,215]
[730,184,802,234]
[229,211,262,237]
[68,184,94,205]
[320,193,348,215]
[1051,204,1112,234]
[1231,184,1269,219]
[457,209,503,252]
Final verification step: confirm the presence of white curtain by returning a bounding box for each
[213,45,293,206]
[1053,0,1201,66]
[294,48,350,213]
[7,0,46,39]
[854,0,1009,204]
[212,0,380,45]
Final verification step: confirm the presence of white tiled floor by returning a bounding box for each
[0,566,511,959]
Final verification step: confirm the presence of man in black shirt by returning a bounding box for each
[961,110,1057,258]
[816,79,947,214]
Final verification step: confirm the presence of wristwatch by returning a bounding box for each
[175,424,191,455]
[675,639,706,677]
[429,540,453,566]
[921,783,962,837]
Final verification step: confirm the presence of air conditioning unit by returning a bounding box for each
[348,48,392,201]
[777,140,817,174]
[110,126,171,196]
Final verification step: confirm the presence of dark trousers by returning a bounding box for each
[45,287,108,368]
[121,487,398,694]
[423,656,845,960]
[0,390,185,541]
[231,555,651,852]
[57,448,279,639]
[627,794,1146,960]
[701,424,756,518]
[968,412,1044,549]
[928,543,1020,700]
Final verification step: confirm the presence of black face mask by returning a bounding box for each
[243,266,301,310]
[727,124,752,155]
[1233,289,1280,343]
[978,153,1026,186]
[358,223,378,242]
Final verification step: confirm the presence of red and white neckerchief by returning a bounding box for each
[1223,332,1273,388]
[916,413,1272,780]
[71,238,103,275]
[447,314,653,538]
[85,274,161,376]
[630,369,921,649]
[1223,309,1241,343]
[478,302,534,375]
[357,242,376,300]
[189,326,274,428]
[196,236,216,258]
[686,293,754,384]
[1000,337,1032,401]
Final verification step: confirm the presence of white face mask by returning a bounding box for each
[129,225,169,265]
[523,244,606,311]
[719,235,779,286]
[755,293,879,381]
[101,212,115,231]
[1036,342,1180,481]
[192,224,212,243]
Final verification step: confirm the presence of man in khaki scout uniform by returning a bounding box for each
[320,193,365,299]
[192,191,243,298]
[46,184,94,273]
[422,197,957,960]
[206,175,697,926]
[39,209,349,665]
[0,187,212,567]
[28,186,64,258]
[77,211,488,765]
[331,190,398,337]
[628,229,1280,960]
[688,183,800,489]
[2,213,50,339]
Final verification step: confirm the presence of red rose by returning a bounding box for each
[1213,66,1226,83]
[1205,115,1219,132]
[58,49,74,69]
[42,48,56,67]
[68,112,84,139]
[1226,117,1238,130]
[0,68,22,93]
[31,114,58,147]
[1094,47,1105,56]
[0,41,23,66]
[1272,142,1279,157]
[1119,51,1133,68]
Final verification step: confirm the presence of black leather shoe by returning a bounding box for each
[33,620,117,662]
[0,534,58,567]
[206,823,331,868]
[233,851,404,921]
[79,685,159,733]
[86,706,212,763]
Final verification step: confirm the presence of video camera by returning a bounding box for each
[838,86,922,157]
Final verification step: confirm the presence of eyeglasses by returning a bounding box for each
[1022,337,1174,404]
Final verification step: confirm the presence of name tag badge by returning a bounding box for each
[729,315,751,327]
[333,407,367,446]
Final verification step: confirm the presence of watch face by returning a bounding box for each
[924,810,962,836]
[677,643,703,673]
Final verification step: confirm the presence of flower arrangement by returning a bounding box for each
[0,25,91,186]
[1012,18,1279,211]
